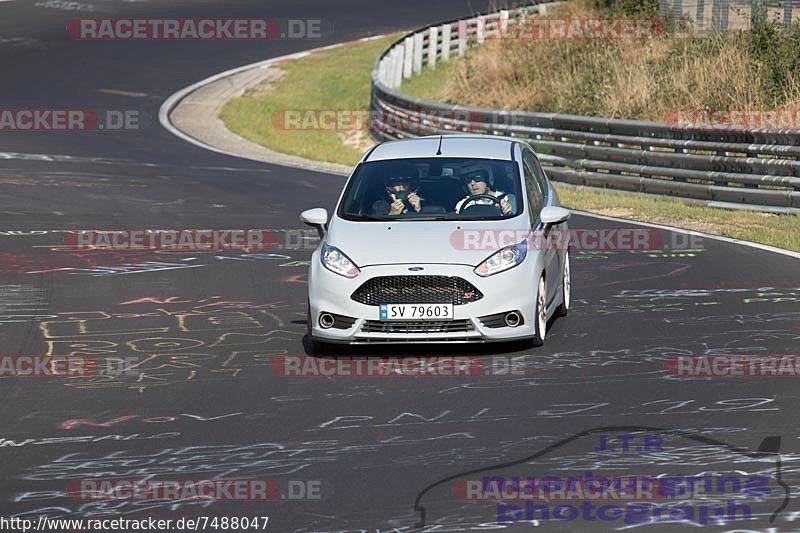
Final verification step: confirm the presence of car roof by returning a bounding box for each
[365,135,521,162]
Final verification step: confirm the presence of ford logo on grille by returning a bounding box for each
[408,267,424,271]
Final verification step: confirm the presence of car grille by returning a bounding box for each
[351,276,483,306]
[361,319,475,334]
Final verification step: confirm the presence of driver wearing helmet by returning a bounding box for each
[455,163,516,216]
[371,163,424,216]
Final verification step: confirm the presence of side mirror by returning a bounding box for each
[300,208,328,239]
[540,206,570,226]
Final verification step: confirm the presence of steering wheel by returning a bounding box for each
[457,193,506,214]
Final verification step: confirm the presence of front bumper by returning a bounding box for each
[308,260,538,344]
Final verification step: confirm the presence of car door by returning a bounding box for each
[522,148,560,307]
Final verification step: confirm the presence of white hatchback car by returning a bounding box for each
[301,134,570,352]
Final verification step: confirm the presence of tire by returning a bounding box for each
[309,338,333,356]
[307,301,312,338]
[531,274,547,347]
[555,251,570,317]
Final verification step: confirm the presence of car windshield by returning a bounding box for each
[337,157,522,221]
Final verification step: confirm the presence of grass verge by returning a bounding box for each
[220,35,398,166]
[218,30,799,252]
[557,186,799,251]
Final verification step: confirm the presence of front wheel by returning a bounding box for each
[555,252,570,317]
[531,274,547,347]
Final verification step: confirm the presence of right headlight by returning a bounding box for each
[321,243,360,278]
[474,240,527,277]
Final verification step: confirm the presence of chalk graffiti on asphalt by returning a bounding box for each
[0,250,297,276]
[311,399,778,431]
[38,304,298,390]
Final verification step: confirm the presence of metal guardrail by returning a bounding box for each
[369,3,800,213]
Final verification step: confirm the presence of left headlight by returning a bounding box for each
[474,240,527,277]
[321,243,360,278]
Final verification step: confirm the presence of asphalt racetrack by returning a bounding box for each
[0,1,799,531]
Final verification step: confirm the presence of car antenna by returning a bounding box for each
[435,135,443,155]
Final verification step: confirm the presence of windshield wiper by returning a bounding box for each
[400,215,454,221]
[343,213,388,221]
[344,213,461,221]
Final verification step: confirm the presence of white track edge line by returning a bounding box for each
[571,210,800,260]
[158,36,386,160]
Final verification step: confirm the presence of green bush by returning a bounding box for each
[748,21,800,101]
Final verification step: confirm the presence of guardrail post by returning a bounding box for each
[477,16,486,43]
[784,0,793,30]
[384,52,393,88]
[695,0,705,31]
[500,10,509,34]
[441,24,451,61]
[751,0,767,28]
[413,32,424,74]
[428,27,438,67]
[403,36,414,79]
[393,47,403,88]
[711,0,729,31]
[457,19,467,56]
[538,3,547,15]
[378,57,388,86]
[386,57,394,85]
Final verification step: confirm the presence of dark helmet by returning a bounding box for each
[460,163,494,189]
[384,162,419,200]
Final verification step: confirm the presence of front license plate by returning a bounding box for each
[379,304,454,321]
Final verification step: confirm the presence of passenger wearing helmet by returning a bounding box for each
[455,164,516,216]
[371,163,424,216]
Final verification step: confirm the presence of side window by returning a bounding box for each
[522,150,543,224]
[532,156,549,203]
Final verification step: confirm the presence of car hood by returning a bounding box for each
[325,218,531,267]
